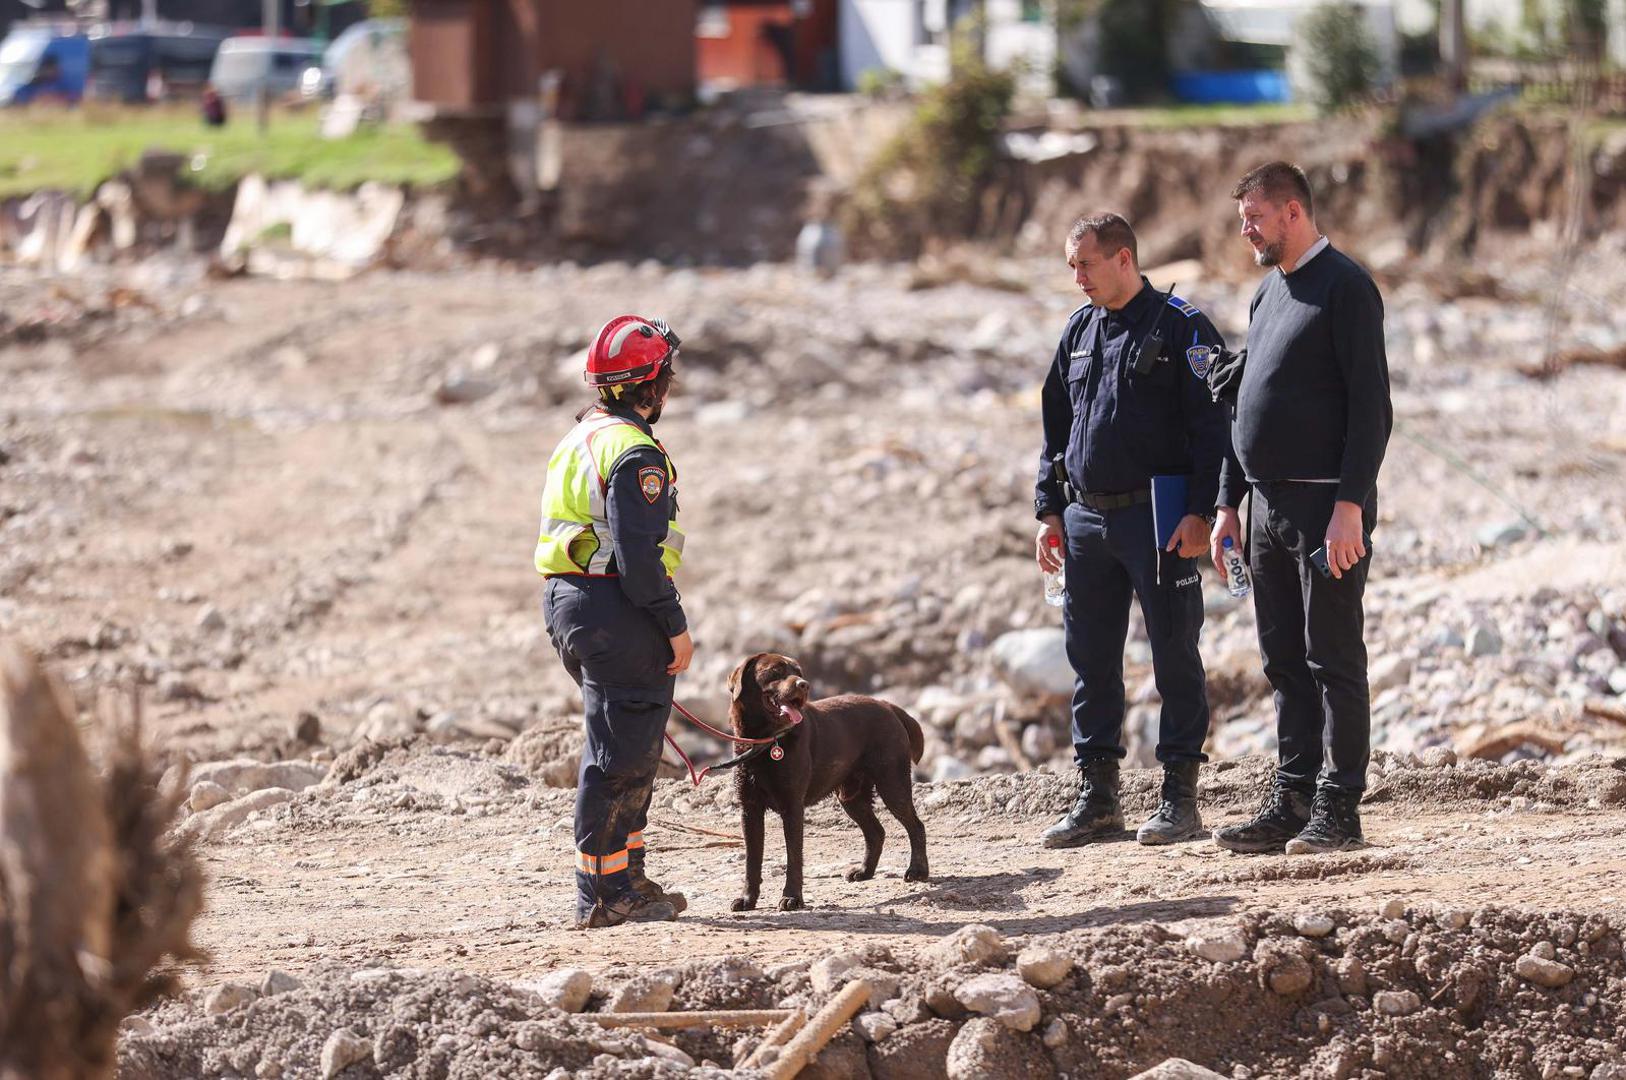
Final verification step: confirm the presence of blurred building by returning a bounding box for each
[696,0,839,91]
[409,0,698,118]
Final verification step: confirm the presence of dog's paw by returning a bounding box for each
[730,896,758,912]
[845,866,875,882]
[904,864,930,883]
[778,895,804,912]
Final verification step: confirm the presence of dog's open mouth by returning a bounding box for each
[772,692,807,727]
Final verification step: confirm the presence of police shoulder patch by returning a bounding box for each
[1186,344,1213,378]
[638,466,665,504]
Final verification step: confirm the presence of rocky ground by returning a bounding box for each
[1,234,1624,1077]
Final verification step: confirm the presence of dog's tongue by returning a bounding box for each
[779,704,803,726]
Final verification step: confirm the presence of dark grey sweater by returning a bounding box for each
[1218,244,1392,508]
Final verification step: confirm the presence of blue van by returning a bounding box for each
[0,25,90,106]
[86,24,228,103]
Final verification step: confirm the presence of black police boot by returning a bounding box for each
[1284,787,1365,854]
[1136,761,1203,845]
[1212,781,1314,854]
[1040,759,1123,848]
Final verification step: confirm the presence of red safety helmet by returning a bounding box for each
[584,315,681,387]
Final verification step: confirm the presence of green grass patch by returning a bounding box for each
[1095,102,1316,128]
[0,105,460,199]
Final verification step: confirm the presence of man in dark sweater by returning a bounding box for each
[1208,161,1393,855]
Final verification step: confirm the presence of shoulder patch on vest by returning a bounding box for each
[638,466,665,504]
[1167,295,1199,318]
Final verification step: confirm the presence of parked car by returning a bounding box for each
[208,35,323,103]
[298,17,408,103]
[85,24,229,103]
[0,24,89,106]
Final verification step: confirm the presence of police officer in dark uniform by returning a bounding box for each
[535,315,693,928]
[1034,213,1230,848]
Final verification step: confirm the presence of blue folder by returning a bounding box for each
[1151,474,1189,550]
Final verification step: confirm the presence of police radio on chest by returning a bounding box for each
[1130,282,1179,376]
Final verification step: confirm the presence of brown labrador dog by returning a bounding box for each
[726,653,929,912]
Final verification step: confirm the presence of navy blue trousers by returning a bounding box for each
[1061,501,1210,766]
[542,576,673,919]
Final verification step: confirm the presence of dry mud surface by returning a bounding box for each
[2,248,1625,1078]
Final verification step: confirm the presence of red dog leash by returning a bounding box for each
[663,701,803,786]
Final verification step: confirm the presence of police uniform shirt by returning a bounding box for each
[600,404,687,638]
[1035,278,1230,518]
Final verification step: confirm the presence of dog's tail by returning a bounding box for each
[892,705,925,764]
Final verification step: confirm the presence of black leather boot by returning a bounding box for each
[1136,761,1202,845]
[1213,781,1314,853]
[1040,759,1123,848]
[1284,787,1365,854]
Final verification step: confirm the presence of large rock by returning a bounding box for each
[204,983,258,1015]
[1514,953,1575,988]
[608,970,680,1013]
[926,924,1008,968]
[261,969,302,996]
[178,787,297,842]
[945,1017,1055,1080]
[1186,925,1247,963]
[320,1028,372,1078]
[1016,946,1073,989]
[1128,1061,1229,1080]
[526,968,593,1013]
[810,953,864,994]
[183,757,327,795]
[1373,990,1421,1016]
[953,973,1041,1031]
[990,629,1074,697]
[1253,938,1314,997]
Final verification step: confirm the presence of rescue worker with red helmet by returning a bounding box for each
[535,315,692,928]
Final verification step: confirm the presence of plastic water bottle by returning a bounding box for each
[1042,535,1065,607]
[1222,536,1251,599]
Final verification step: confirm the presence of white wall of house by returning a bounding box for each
[983,0,1057,95]
[840,0,1059,92]
[839,0,923,87]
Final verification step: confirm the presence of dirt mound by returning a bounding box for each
[117,964,745,1078]
[118,905,1626,1079]
[1367,753,1626,811]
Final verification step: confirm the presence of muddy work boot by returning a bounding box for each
[1284,787,1365,854]
[1212,781,1314,854]
[1040,759,1123,848]
[629,869,688,915]
[576,891,679,929]
[1136,761,1203,845]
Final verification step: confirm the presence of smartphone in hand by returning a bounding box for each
[1309,533,1373,579]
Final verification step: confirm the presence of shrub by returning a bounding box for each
[1297,1,1380,114]
[843,34,1015,258]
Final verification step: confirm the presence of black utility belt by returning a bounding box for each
[1070,487,1151,511]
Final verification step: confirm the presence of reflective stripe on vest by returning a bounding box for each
[534,410,683,577]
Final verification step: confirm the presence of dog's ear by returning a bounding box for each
[728,654,762,702]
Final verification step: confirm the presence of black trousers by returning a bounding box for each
[1248,481,1377,794]
[543,575,674,918]
[1062,501,1210,766]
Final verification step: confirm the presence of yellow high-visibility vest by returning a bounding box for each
[533,408,684,577]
